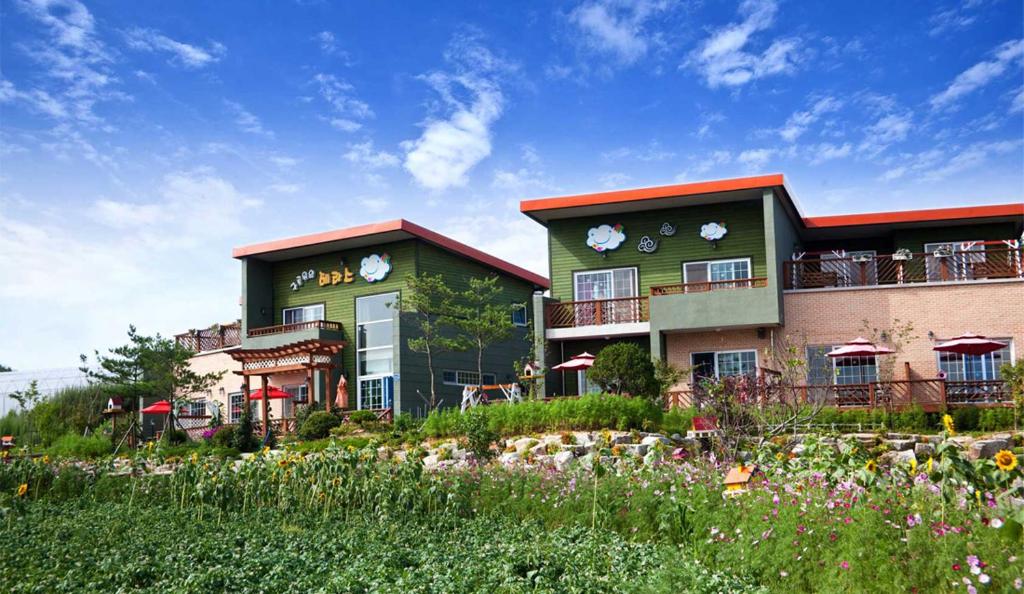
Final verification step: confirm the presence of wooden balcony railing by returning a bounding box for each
[247,319,344,338]
[650,277,768,296]
[666,379,1013,411]
[175,322,241,352]
[545,296,649,329]
[784,246,1023,290]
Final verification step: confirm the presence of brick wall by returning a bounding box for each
[661,279,1023,393]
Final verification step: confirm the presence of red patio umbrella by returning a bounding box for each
[552,352,596,370]
[248,386,293,400]
[932,333,1008,356]
[141,400,172,414]
[826,337,895,358]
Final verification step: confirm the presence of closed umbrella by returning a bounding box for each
[933,333,1007,356]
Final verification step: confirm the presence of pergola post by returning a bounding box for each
[324,366,333,412]
[305,366,314,411]
[243,375,251,419]
[260,374,270,437]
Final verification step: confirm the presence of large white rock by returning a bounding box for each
[641,434,672,447]
[968,438,1011,461]
[422,454,440,470]
[499,452,521,466]
[552,450,574,471]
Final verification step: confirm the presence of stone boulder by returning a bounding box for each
[885,439,916,452]
[880,449,916,467]
[621,443,649,457]
[422,454,440,470]
[913,442,936,459]
[968,438,1011,461]
[641,434,672,447]
[499,451,521,466]
[552,450,574,471]
[513,437,538,454]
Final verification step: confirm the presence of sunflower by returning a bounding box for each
[16,483,28,497]
[909,457,917,474]
[277,458,289,468]
[994,449,1018,472]
[775,452,785,461]
[864,459,877,473]
[926,457,934,474]
[942,414,956,435]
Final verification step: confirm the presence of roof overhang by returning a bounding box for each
[801,203,1024,240]
[232,219,549,289]
[519,174,801,225]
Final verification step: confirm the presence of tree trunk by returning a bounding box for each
[426,345,436,410]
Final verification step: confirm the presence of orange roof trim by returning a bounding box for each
[520,174,785,213]
[233,219,550,289]
[804,203,1024,228]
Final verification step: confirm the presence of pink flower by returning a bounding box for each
[840,561,850,570]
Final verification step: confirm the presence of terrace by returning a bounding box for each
[174,322,242,352]
[783,242,1022,291]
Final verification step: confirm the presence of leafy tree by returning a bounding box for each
[0,363,11,372]
[449,276,515,393]
[80,325,222,439]
[654,359,687,406]
[587,343,658,399]
[405,273,469,411]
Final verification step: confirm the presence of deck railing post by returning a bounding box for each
[869,383,876,408]
[939,380,947,410]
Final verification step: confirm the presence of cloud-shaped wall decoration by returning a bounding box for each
[586,223,626,252]
[360,253,392,282]
[700,222,728,242]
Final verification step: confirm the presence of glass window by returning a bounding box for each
[834,356,877,385]
[358,348,393,376]
[924,241,985,281]
[805,345,835,385]
[690,351,757,379]
[573,268,637,301]
[938,340,1012,381]
[283,304,324,325]
[442,370,497,386]
[357,322,393,349]
[185,400,207,417]
[228,392,255,424]
[683,258,752,291]
[511,303,528,326]
[283,384,307,404]
[359,377,385,410]
[356,292,397,410]
[356,293,398,323]
[709,260,750,282]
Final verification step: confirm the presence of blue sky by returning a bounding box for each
[1,0,1022,369]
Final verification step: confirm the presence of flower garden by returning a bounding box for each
[1,401,1022,593]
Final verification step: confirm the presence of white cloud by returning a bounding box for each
[675,150,732,181]
[688,0,802,88]
[329,118,362,132]
[598,172,632,188]
[807,142,851,165]
[568,0,672,65]
[402,32,512,191]
[357,196,390,213]
[1011,87,1024,113]
[858,112,912,157]
[224,100,273,137]
[439,214,549,279]
[317,31,337,53]
[878,166,907,182]
[269,155,299,168]
[269,183,301,194]
[601,140,675,162]
[737,147,775,169]
[930,39,1024,110]
[312,73,373,132]
[928,1,986,37]
[124,27,226,69]
[343,141,399,169]
[920,140,1022,182]
[779,96,842,142]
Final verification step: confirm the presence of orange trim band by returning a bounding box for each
[232,219,549,289]
[520,174,785,213]
[803,203,1024,228]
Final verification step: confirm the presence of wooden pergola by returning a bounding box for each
[230,339,346,435]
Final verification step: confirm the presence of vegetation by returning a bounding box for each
[2,384,111,448]
[405,273,469,411]
[586,343,658,399]
[448,275,516,391]
[297,410,341,440]
[423,394,663,437]
[460,407,498,461]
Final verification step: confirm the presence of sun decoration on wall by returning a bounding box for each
[586,223,626,252]
[360,253,392,282]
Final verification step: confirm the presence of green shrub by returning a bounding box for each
[162,429,188,445]
[586,343,658,399]
[232,405,259,452]
[298,411,341,440]
[46,432,112,459]
[952,407,980,432]
[660,407,697,436]
[211,425,235,448]
[461,407,498,462]
[978,407,1015,431]
[348,410,378,426]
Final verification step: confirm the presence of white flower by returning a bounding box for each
[979,574,990,584]
[990,518,1004,528]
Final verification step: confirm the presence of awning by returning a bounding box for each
[933,333,1008,356]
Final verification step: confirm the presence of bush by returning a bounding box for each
[46,432,112,459]
[660,407,697,436]
[587,343,658,399]
[210,425,235,448]
[163,429,188,445]
[348,410,378,426]
[298,411,341,440]
[461,407,498,462]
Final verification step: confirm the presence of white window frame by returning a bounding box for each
[442,370,497,386]
[282,384,307,417]
[683,258,752,288]
[511,302,528,327]
[936,338,1014,381]
[356,292,398,410]
[832,356,878,385]
[572,267,638,301]
[184,400,207,417]
[690,349,759,379]
[282,303,325,325]
[228,391,253,424]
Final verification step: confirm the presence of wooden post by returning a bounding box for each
[243,375,251,418]
[260,374,270,437]
[868,383,876,409]
[324,366,333,412]
[595,300,603,326]
[305,366,314,410]
[939,380,948,410]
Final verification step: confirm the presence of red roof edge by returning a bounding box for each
[520,174,786,214]
[232,219,550,289]
[803,203,1024,228]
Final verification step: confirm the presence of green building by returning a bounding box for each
[233,219,548,416]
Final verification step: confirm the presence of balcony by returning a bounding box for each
[784,245,1023,291]
[175,322,241,352]
[650,277,768,295]
[544,296,649,339]
[243,319,346,349]
[648,276,780,333]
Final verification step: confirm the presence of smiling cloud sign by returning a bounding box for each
[360,253,392,282]
[586,223,626,252]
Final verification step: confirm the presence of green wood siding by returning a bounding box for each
[271,240,416,389]
[546,199,767,300]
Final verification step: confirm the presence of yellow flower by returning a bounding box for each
[277,459,289,468]
[331,477,341,487]
[42,455,50,464]
[909,457,917,474]
[190,453,199,464]
[975,490,982,505]
[261,446,270,455]
[864,459,877,473]
[942,414,956,435]
[16,483,28,497]
[775,452,785,461]
[994,449,1018,472]
[926,457,934,473]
